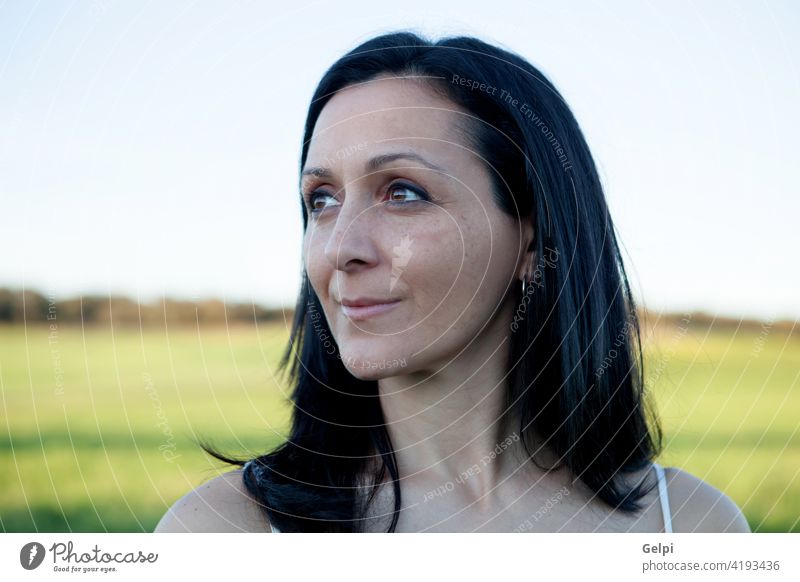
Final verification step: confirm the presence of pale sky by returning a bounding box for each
[1,0,798,320]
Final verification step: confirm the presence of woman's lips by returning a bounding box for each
[341,299,401,320]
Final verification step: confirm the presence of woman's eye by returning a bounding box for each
[307,191,338,213]
[387,183,430,205]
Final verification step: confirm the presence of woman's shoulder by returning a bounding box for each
[660,465,751,532]
[153,468,273,533]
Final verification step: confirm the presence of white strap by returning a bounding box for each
[654,463,673,533]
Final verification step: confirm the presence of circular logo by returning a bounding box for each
[20,542,46,570]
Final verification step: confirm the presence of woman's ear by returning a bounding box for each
[517,219,536,282]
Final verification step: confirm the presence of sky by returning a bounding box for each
[0,0,798,320]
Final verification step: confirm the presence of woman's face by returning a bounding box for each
[301,75,532,380]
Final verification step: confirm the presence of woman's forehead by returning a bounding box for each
[309,79,466,149]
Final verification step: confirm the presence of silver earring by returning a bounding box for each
[521,275,527,295]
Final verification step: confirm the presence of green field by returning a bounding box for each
[1,320,798,532]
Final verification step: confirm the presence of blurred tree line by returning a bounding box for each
[0,288,290,325]
[0,287,794,332]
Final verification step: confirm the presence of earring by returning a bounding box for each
[521,274,528,295]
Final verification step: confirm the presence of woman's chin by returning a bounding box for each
[340,352,410,381]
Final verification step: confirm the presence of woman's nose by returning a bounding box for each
[323,191,381,272]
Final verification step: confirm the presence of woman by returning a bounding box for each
[155,31,750,533]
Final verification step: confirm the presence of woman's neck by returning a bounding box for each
[376,314,531,506]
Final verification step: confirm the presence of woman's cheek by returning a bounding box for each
[401,224,465,316]
[303,247,328,302]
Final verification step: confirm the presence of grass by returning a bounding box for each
[0,319,797,532]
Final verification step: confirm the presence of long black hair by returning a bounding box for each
[199,30,662,532]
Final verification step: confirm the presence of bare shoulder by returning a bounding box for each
[153,468,272,533]
[663,466,751,533]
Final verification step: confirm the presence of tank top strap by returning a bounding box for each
[653,462,673,533]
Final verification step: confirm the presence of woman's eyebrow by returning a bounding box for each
[301,151,446,179]
[364,151,447,173]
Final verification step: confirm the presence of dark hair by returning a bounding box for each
[199,29,662,532]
